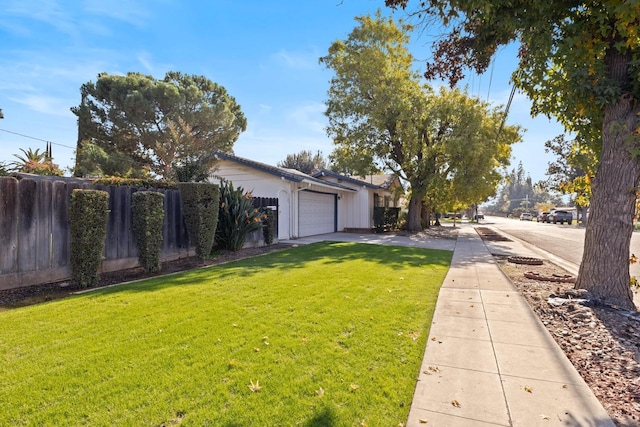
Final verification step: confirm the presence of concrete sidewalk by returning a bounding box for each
[406,225,614,426]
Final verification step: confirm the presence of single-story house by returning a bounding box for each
[211,153,402,240]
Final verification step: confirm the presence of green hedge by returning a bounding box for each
[216,179,264,251]
[69,189,109,288]
[132,191,165,272]
[93,177,176,190]
[373,207,401,233]
[262,208,275,245]
[177,182,220,259]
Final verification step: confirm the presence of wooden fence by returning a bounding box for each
[0,175,191,290]
[0,175,278,290]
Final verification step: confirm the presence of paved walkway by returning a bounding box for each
[406,225,614,426]
[284,225,614,426]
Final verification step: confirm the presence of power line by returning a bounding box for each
[486,57,495,102]
[496,85,517,139]
[0,128,75,150]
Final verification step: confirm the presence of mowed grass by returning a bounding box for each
[0,242,451,426]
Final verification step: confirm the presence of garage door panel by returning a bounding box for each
[299,191,336,237]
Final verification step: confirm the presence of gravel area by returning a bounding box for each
[494,255,640,427]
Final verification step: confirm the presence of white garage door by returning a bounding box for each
[299,191,336,237]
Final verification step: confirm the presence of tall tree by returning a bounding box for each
[277,150,328,174]
[544,135,595,223]
[72,71,247,181]
[386,0,639,309]
[320,12,519,231]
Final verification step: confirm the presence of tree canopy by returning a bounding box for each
[385,0,639,310]
[277,150,328,174]
[544,135,595,214]
[72,71,247,181]
[320,12,519,231]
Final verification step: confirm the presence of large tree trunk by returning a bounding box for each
[406,188,426,232]
[575,92,639,311]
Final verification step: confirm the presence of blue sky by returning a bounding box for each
[0,0,565,183]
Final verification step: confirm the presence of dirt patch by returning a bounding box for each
[495,255,640,427]
[475,226,512,241]
[0,244,292,310]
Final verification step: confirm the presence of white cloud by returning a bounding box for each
[272,49,318,70]
[82,0,152,27]
[287,102,326,134]
[10,94,75,117]
[3,0,79,37]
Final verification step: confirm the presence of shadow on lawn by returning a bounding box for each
[219,406,337,427]
[102,242,452,294]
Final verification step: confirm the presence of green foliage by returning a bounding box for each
[72,71,247,179]
[484,162,563,216]
[277,150,328,174]
[69,189,109,288]
[12,147,64,176]
[74,141,147,178]
[177,182,220,259]
[373,207,401,233]
[93,176,176,189]
[320,13,520,231]
[216,179,264,251]
[131,191,165,273]
[544,135,595,208]
[373,207,385,233]
[262,208,276,245]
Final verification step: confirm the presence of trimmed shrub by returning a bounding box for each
[373,207,385,233]
[69,189,109,288]
[132,191,165,272]
[262,208,275,245]
[216,179,265,251]
[177,182,220,259]
[374,207,401,232]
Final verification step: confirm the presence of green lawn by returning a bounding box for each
[0,242,451,426]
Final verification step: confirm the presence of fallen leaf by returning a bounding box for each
[524,386,533,393]
[451,400,461,408]
[316,387,325,397]
[248,379,261,392]
[419,419,428,423]
[350,384,359,392]
[254,347,260,352]
[470,304,475,308]
[562,384,568,389]
[431,336,437,341]
[541,414,550,420]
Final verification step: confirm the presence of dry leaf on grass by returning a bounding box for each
[248,379,261,392]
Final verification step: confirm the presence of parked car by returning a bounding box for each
[474,213,484,220]
[519,212,533,221]
[550,209,573,225]
[537,211,549,222]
